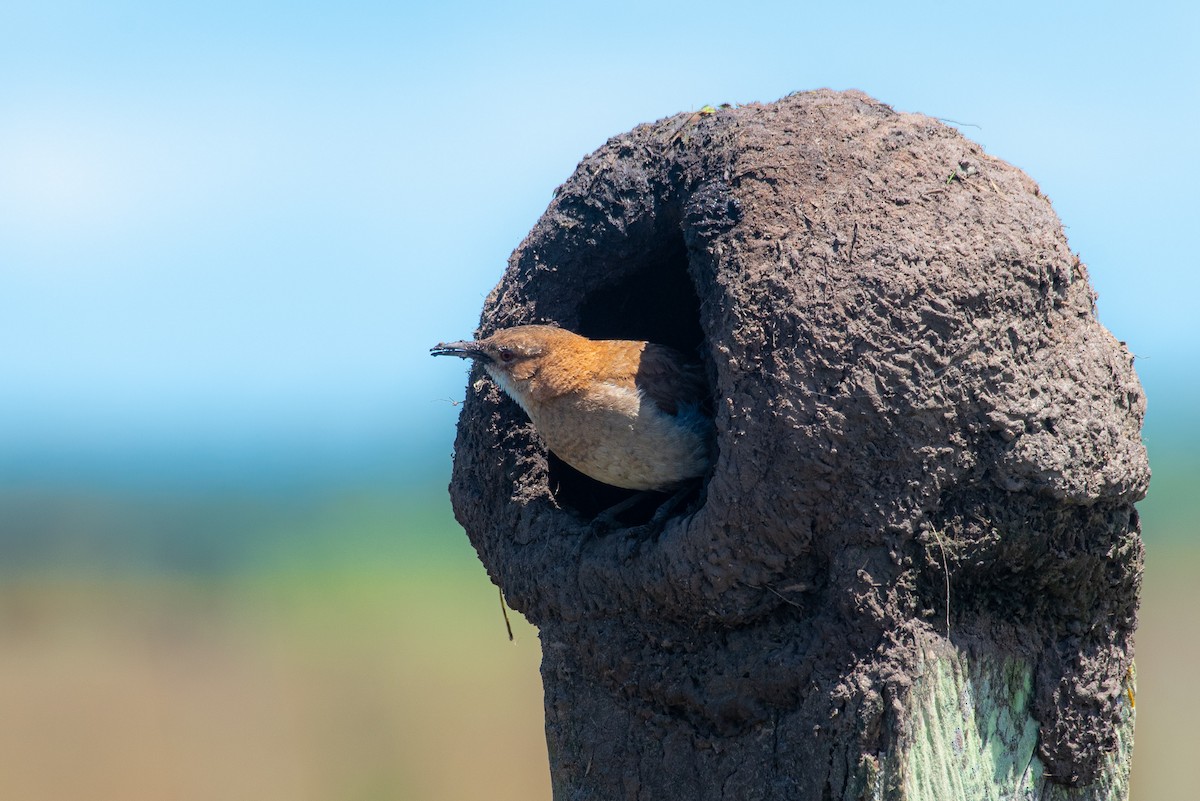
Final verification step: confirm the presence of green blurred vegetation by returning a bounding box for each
[1126,436,1200,801]
[0,430,1194,801]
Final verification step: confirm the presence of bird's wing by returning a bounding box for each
[633,344,709,416]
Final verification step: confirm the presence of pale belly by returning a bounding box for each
[528,385,711,491]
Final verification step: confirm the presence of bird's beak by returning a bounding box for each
[430,340,491,362]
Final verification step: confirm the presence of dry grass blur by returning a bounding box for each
[0,567,551,801]
[1128,540,1200,800]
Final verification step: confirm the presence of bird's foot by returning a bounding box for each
[588,492,650,533]
[646,484,693,528]
[589,484,699,536]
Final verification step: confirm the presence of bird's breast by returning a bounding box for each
[528,382,712,491]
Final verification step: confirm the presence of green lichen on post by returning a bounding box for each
[874,644,1135,801]
[902,647,1043,800]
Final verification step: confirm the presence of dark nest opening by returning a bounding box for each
[547,222,713,525]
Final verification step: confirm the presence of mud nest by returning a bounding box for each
[447,89,1148,790]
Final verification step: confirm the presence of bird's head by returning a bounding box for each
[431,325,578,408]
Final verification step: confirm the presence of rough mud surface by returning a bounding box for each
[446,90,1148,799]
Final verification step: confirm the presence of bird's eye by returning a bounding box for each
[497,348,515,363]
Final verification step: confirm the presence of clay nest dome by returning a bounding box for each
[446,89,1147,786]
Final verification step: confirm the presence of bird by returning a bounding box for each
[431,325,714,492]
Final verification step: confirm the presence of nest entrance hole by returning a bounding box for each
[549,224,711,523]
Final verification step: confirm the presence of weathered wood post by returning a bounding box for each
[447,90,1147,800]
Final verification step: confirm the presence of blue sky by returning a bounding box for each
[2,1,1197,480]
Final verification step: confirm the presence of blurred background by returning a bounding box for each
[1,1,1195,799]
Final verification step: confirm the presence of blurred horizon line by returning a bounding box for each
[0,403,1193,494]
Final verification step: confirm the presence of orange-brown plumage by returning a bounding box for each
[432,325,713,491]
